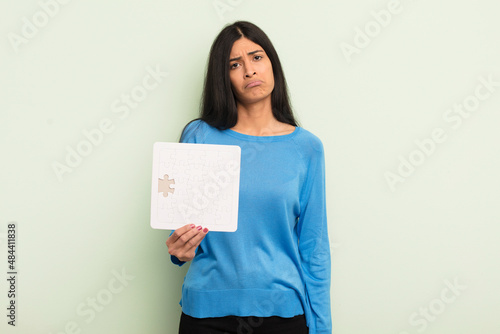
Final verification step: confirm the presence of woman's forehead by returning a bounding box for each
[230,38,264,56]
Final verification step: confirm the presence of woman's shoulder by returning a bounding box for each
[180,118,211,143]
[183,118,205,130]
[294,126,324,154]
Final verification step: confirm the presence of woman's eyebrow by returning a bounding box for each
[229,50,264,62]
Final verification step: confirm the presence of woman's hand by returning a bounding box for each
[166,224,208,262]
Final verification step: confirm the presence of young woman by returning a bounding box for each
[166,21,331,334]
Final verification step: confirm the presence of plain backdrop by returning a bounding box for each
[1,0,499,333]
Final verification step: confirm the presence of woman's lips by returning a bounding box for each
[246,80,262,88]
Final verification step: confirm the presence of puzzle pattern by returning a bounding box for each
[158,174,175,197]
[156,147,237,228]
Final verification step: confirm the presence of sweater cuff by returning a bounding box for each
[171,255,186,267]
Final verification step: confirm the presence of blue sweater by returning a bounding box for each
[169,119,331,334]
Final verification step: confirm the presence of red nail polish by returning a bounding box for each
[203,228,208,233]
[190,224,195,228]
[197,226,202,230]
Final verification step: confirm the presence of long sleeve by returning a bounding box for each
[169,119,204,267]
[296,139,332,334]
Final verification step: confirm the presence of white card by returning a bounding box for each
[150,142,241,232]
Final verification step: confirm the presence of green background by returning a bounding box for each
[1,0,499,333]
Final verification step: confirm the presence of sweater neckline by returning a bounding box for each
[223,126,301,142]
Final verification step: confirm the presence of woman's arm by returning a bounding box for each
[168,119,207,266]
[297,138,332,334]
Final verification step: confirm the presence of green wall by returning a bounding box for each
[1,0,499,333]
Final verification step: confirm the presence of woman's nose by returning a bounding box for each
[245,70,256,77]
[245,64,256,77]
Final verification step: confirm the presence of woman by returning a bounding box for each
[166,21,331,334]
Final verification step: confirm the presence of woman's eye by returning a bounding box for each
[254,55,262,60]
[230,63,239,69]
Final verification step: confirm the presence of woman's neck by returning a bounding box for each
[231,96,295,136]
[232,97,272,131]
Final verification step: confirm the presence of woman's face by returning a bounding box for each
[228,37,274,106]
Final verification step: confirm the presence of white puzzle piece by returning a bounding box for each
[150,142,241,232]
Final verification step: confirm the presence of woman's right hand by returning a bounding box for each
[166,224,209,262]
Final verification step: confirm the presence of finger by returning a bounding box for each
[176,225,205,247]
[169,224,196,244]
[173,225,206,248]
[184,227,208,252]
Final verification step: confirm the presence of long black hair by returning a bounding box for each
[178,20,299,142]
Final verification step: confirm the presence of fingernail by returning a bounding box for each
[197,226,202,230]
[203,228,209,233]
[190,224,195,228]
